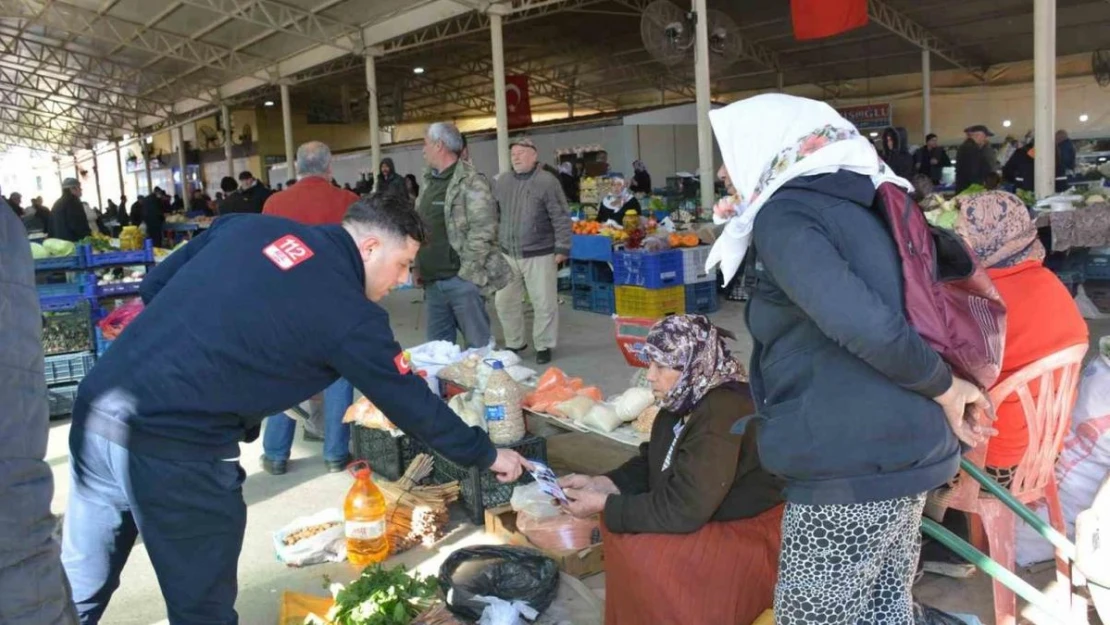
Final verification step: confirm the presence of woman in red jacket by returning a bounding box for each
[956,191,1088,482]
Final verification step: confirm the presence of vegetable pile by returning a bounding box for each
[78,234,113,253]
[316,565,439,625]
[43,310,92,355]
[41,238,77,257]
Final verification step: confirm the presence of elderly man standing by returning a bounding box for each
[493,137,572,364]
[955,124,998,193]
[261,141,360,475]
[417,122,509,349]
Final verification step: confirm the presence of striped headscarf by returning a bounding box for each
[640,315,746,414]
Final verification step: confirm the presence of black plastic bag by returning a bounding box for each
[914,601,971,625]
[438,546,559,621]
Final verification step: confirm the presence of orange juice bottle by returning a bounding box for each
[344,462,389,566]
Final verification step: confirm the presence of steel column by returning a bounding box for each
[693,0,715,213]
[490,12,509,174]
[1033,0,1056,199]
[281,83,296,179]
[222,104,234,178]
[364,54,381,189]
[922,49,932,136]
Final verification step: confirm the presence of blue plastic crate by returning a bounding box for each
[95,327,112,357]
[570,235,613,262]
[685,282,720,314]
[47,383,80,417]
[44,351,96,385]
[84,240,154,267]
[570,260,614,285]
[34,254,83,271]
[95,281,142,298]
[572,283,615,315]
[40,292,96,312]
[613,249,683,288]
[1087,252,1110,281]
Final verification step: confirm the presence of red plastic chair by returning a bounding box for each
[930,343,1089,625]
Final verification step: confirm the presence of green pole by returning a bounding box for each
[960,459,1076,560]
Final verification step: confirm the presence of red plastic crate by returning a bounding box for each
[614,316,657,367]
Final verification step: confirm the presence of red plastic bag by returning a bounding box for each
[97,301,144,340]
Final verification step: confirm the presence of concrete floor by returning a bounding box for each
[45,289,1107,624]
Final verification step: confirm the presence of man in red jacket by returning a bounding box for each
[260,141,361,474]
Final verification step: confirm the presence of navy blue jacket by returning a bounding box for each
[746,170,959,505]
[74,214,496,469]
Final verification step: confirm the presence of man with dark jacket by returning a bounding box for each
[955,124,998,192]
[142,187,168,247]
[493,136,572,364]
[0,194,79,625]
[23,196,52,235]
[50,178,91,242]
[879,127,915,180]
[236,171,271,214]
[61,196,529,624]
[129,195,144,227]
[375,157,406,199]
[8,191,23,216]
[215,176,245,214]
[913,133,952,185]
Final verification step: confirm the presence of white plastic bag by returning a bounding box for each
[510,482,561,519]
[474,595,538,625]
[1017,344,1110,565]
[273,508,346,567]
[581,403,622,432]
[449,391,487,431]
[613,387,655,421]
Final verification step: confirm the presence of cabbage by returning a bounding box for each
[42,238,76,257]
[30,242,48,259]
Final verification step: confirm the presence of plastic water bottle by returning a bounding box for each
[344,461,389,566]
[484,360,525,445]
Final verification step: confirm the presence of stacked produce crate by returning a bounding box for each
[569,234,616,314]
[613,248,685,318]
[34,241,155,417]
[680,246,721,314]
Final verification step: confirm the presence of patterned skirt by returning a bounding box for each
[602,504,784,625]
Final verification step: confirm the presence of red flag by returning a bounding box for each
[506,75,532,129]
[791,0,868,40]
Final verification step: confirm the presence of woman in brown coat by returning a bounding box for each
[560,315,784,625]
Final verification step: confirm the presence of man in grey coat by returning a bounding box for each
[0,187,78,625]
[492,136,572,364]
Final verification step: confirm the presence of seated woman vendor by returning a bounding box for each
[559,315,784,625]
[595,177,641,224]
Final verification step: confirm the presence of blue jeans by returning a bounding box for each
[262,378,352,463]
[63,430,246,625]
[425,276,491,348]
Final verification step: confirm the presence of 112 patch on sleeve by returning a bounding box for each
[263,235,315,270]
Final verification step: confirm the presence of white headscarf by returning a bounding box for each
[705,94,914,284]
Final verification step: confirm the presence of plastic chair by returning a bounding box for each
[929,343,1088,625]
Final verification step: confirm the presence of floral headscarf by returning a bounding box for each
[956,191,1045,269]
[705,94,914,285]
[602,177,632,211]
[640,315,746,415]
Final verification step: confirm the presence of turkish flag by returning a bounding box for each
[506,75,532,129]
[791,0,868,40]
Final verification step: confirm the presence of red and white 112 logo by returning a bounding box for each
[263,235,315,270]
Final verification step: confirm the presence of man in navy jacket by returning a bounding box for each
[62,193,529,625]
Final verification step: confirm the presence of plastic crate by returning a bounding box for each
[42,303,93,356]
[43,351,96,385]
[613,249,683,288]
[34,254,83,271]
[680,246,717,285]
[614,316,656,367]
[431,434,547,523]
[570,235,613,262]
[84,239,154,267]
[48,383,80,417]
[571,283,615,315]
[1087,252,1110,280]
[570,260,613,285]
[615,285,685,318]
[96,281,142,298]
[685,282,720,314]
[95,327,112,357]
[351,425,428,482]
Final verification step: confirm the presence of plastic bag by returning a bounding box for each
[474,595,538,625]
[342,396,398,432]
[581,403,621,432]
[516,510,601,552]
[614,387,655,421]
[448,392,487,431]
[439,546,559,621]
[913,602,983,625]
[510,482,561,519]
[553,395,595,421]
[97,300,144,339]
[273,508,346,567]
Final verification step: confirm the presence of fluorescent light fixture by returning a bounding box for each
[1080,114,1090,122]
[868,131,878,137]
[413,67,425,74]
[1002,119,1012,128]
[145,136,153,144]
[264,100,275,107]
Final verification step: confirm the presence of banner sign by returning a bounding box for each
[836,103,892,131]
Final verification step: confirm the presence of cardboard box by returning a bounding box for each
[483,505,605,578]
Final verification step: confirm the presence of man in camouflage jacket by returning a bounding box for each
[416,122,509,348]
